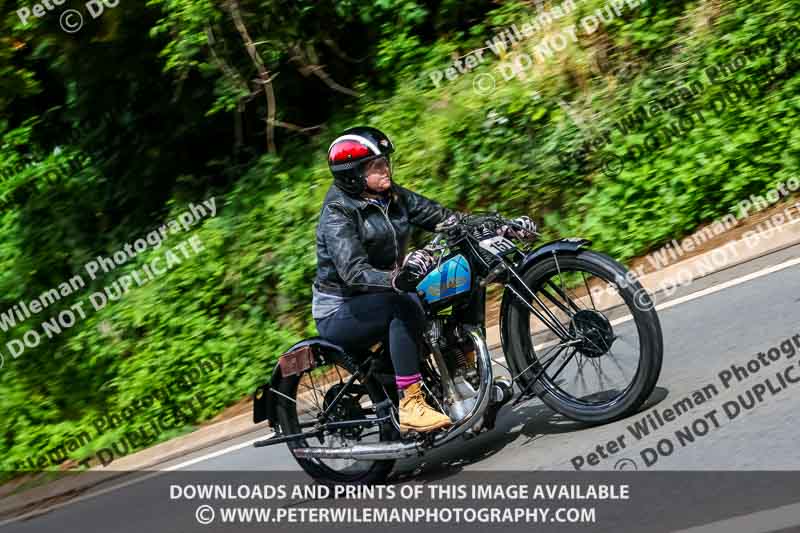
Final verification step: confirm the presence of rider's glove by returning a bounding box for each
[498,215,538,241]
[392,248,436,292]
[434,212,465,232]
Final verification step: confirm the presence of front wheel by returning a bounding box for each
[502,250,663,424]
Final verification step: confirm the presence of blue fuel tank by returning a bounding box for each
[416,254,471,304]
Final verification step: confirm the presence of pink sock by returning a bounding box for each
[395,373,422,389]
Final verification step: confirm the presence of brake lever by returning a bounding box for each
[434,218,460,232]
[502,216,540,239]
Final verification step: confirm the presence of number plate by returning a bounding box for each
[278,345,315,376]
[479,236,516,257]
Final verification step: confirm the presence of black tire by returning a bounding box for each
[275,351,396,484]
[502,250,663,424]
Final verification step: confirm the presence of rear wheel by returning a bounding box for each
[502,250,663,424]
[275,351,396,484]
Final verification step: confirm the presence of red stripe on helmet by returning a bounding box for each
[328,140,372,163]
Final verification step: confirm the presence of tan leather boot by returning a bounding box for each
[398,382,452,433]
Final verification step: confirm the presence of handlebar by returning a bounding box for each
[436,212,536,237]
[429,212,540,255]
[433,212,504,234]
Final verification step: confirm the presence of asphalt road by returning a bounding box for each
[4,244,800,532]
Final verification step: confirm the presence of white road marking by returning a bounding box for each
[652,255,800,311]
[604,255,800,330]
[163,434,273,471]
[493,257,800,365]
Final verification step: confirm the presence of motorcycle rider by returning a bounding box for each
[313,126,535,433]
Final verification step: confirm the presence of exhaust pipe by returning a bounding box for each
[293,441,422,461]
[291,327,494,461]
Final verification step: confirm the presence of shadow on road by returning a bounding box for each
[392,386,669,481]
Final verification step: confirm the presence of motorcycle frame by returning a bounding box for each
[430,232,591,402]
[253,233,593,450]
[254,325,494,453]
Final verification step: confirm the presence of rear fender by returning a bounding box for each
[253,338,346,426]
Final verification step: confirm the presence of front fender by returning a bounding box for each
[499,238,591,354]
[513,238,592,273]
[253,338,346,426]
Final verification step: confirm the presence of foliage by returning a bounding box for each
[0,0,798,476]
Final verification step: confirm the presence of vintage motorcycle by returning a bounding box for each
[253,214,663,483]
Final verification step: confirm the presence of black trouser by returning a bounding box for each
[315,292,426,379]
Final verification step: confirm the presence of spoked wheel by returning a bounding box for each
[503,250,663,424]
[275,352,396,484]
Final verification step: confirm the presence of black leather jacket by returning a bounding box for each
[314,183,455,296]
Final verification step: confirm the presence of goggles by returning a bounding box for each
[363,155,393,177]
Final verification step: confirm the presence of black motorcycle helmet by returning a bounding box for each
[327,126,395,196]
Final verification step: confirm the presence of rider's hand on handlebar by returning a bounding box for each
[498,215,538,241]
[391,248,436,292]
[434,213,464,232]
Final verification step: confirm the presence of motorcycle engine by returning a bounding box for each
[427,318,481,421]
[429,320,478,378]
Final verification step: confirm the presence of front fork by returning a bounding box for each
[498,253,579,344]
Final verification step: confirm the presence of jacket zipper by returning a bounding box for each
[379,200,399,269]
